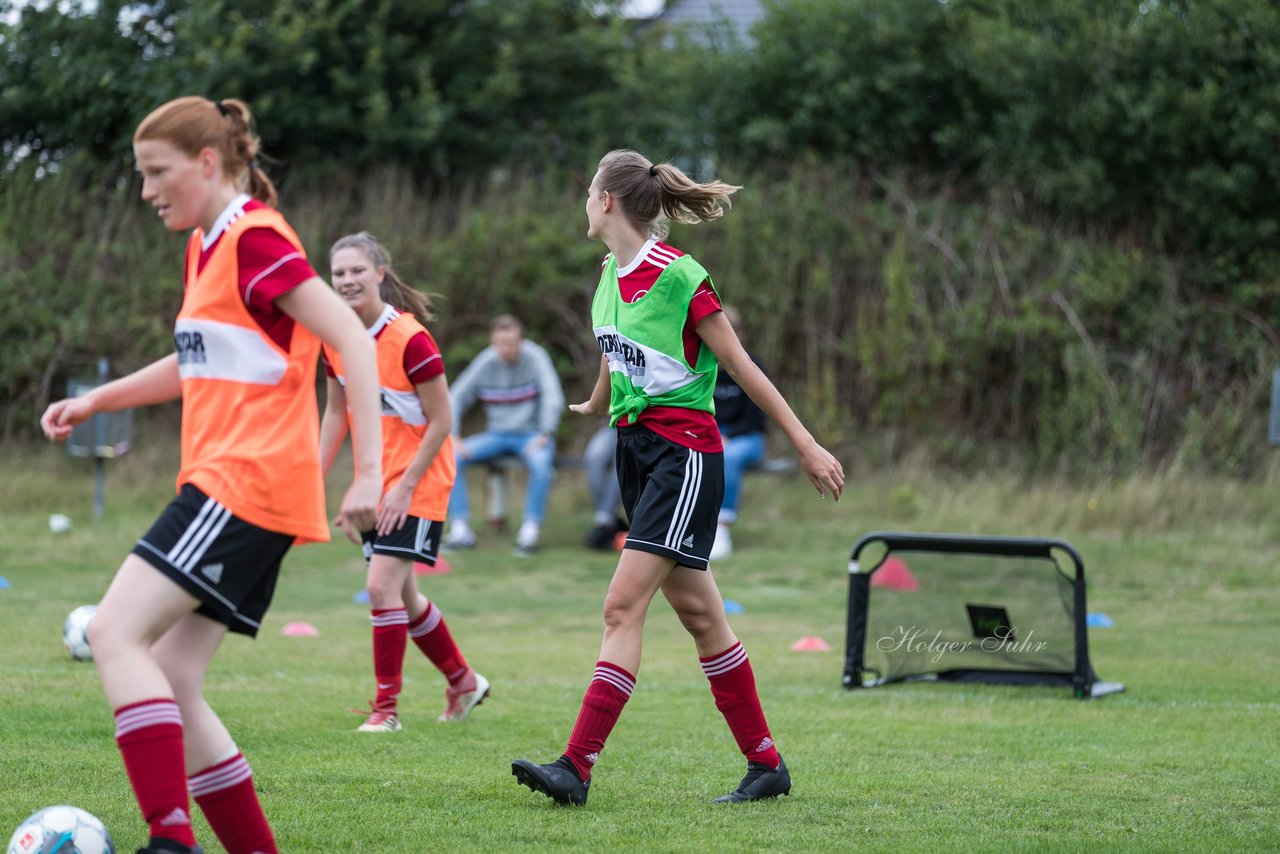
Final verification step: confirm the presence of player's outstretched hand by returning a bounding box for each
[799,441,844,501]
[569,398,608,417]
[40,397,95,443]
[335,471,381,544]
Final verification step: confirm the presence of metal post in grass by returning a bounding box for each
[66,358,132,518]
[1269,368,1280,446]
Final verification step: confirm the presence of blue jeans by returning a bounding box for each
[720,431,766,524]
[447,431,556,524]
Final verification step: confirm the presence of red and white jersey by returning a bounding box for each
[324,304,454,521]
[322,305,444,385]
[177,203,327,541]
[187,194,319,351]
[609,237,723,453]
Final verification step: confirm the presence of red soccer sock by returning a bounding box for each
[700,642,781,768]
[408,601,469,687]
[189,752,277,854]
[563,661,635,782]
[371,608,408,710]
[113,699,198,847]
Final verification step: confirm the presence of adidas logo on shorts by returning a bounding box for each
[201,563,224,584]
[681,534,695,549]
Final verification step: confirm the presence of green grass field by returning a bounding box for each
[2,443,1278,852]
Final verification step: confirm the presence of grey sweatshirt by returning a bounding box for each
[448,340,565,436]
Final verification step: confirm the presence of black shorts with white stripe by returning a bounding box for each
[361,517,444,566]
[132,483,293,637]
[616,423,724,570]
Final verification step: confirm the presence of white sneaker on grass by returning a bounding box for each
[514,520,540,556]
[709,524,733,561]
[356,708,402,733]
[442,521,477,550]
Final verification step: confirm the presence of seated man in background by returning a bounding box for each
[443,314,565,555]
[709,305,769,561]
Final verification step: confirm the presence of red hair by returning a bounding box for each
[134,96,277,207]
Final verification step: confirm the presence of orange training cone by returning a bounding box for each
[790,636,831,652]
[871,556,919,591]
[281,621,320,637]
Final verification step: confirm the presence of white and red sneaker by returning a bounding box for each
[356,703,403,733]
[439,671,491,722]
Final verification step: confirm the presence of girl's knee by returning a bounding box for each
[84,608,132,658]
[677,608,717,639]
[366,565,409,606]
[602,594,645,632]
[670,594,726,640]
[366,579,401,604]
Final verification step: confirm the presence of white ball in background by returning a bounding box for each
[48,514,72,534]
[63,605,98,662]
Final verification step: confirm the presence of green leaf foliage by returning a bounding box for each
[725,0,1280,270]
[3,0,1278,472]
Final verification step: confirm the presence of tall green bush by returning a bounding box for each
[0,0,662,178]
[726,0,1280,271]
[4,165,1274,473]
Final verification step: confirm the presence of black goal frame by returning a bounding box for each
[843,531,1123,699]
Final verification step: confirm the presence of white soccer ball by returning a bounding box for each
[7,805,115,854]
[62,606,97,662]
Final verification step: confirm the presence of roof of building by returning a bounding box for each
[653,0,766,45]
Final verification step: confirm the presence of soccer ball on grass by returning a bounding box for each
[7,805,115,854]
[62,606,98,662]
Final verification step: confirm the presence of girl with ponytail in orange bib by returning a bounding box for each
[40,97,383,854]
[319,232,490,734]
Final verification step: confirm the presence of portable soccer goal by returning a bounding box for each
[843,532,1123,699]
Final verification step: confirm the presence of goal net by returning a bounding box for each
[843,532,1123,699]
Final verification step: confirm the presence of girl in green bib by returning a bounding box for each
[512,149,844,806]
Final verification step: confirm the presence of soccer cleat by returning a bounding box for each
[585,517,628,551]
[439,671,491,722]
[511,756,590,806]
[356,707,403,732]
[584,523,615,551]
[136,840,205,854]
[714,756,791,803]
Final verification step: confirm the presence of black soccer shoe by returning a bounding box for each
[511,756,590,805]
[714,756,792,803]
[136,839,205,854]
[584,523,615,551]
[584,517,628,551]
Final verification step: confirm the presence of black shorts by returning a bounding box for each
[361,517,444,566]
[132,484,293,637]
[616,424,724,570]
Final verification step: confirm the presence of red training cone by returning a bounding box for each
[871,556,919,591]
[280,621,320,637]
[790,635,831,652]
[415,555,452,575]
